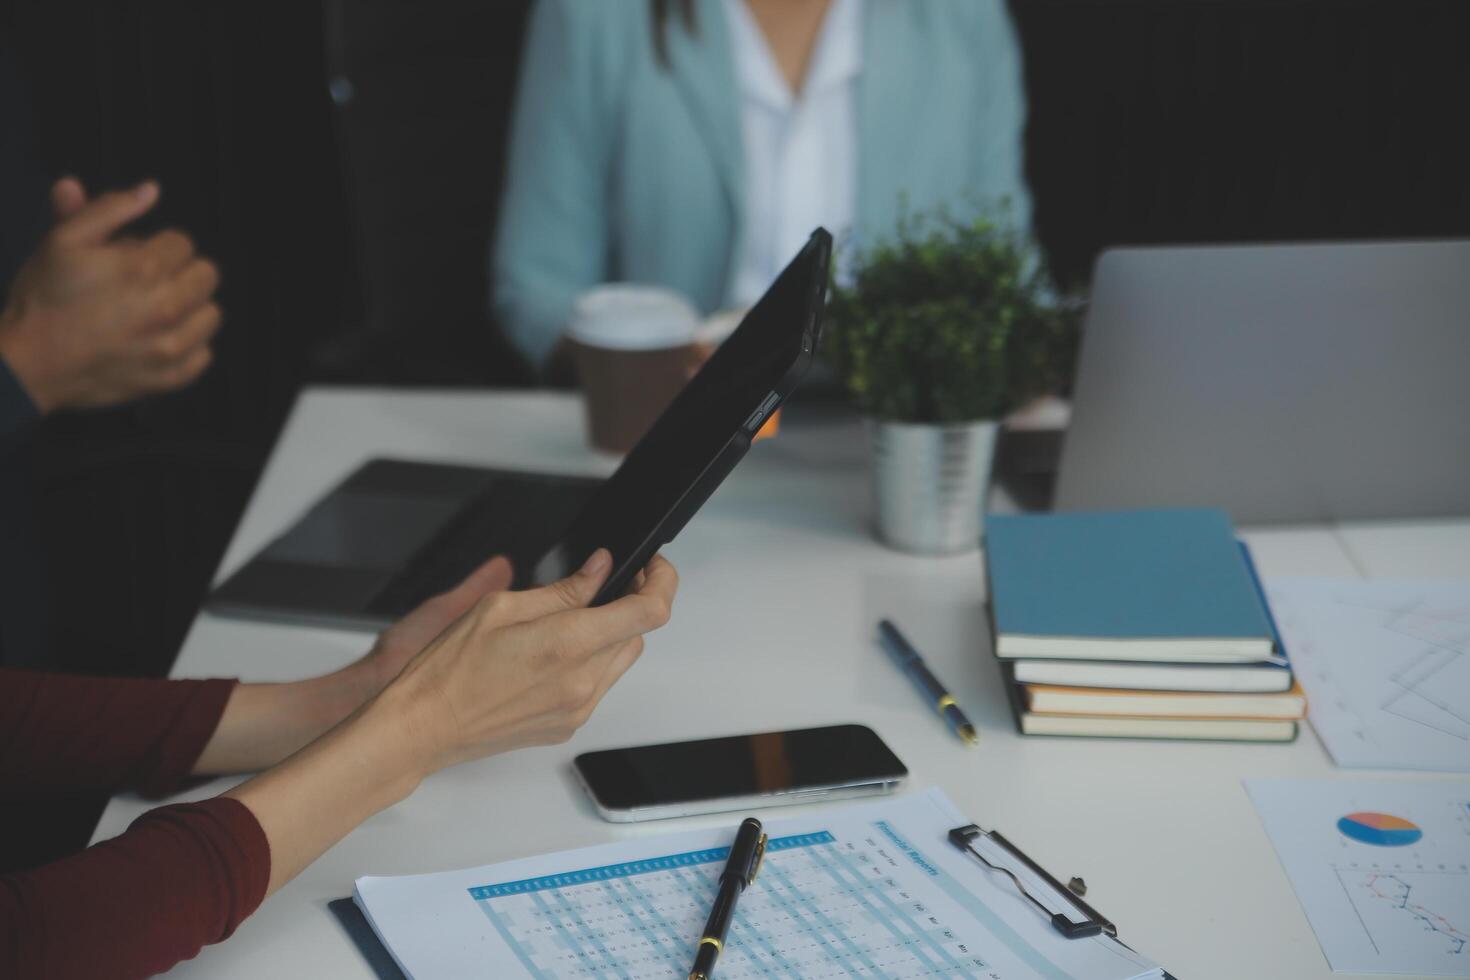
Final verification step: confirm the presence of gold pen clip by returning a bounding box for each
[747,833,768,886]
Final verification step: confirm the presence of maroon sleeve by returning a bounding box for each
[0,796,271,978]
[0,668,237,799]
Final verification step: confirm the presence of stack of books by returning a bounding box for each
[984,508,1304,741]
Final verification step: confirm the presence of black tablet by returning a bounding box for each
[535,228,832,604]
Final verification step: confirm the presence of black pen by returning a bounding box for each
[879,618,979,745]
[688,817,766,980]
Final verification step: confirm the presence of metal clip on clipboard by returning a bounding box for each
[948,825,1117,940]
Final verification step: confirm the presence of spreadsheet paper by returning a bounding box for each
[353,788,1163,979]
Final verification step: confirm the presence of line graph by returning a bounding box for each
[1266,579,1470,771]
[1373,595,1470,742]
[1248,780,1470,975]
[1334,866,1470,958]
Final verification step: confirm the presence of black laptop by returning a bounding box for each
[209,229,832,629]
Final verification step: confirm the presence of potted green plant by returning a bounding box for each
[827,210,1079,554]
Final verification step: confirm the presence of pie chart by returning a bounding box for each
[1336,812,1422,847]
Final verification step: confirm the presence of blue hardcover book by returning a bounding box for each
[985,509,1277,662]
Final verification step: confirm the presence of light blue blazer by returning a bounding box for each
[493,0,1032,368]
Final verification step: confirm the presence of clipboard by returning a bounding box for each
[333,892,1177,980]
[945,822,1180,980]
[328,898,407,980]
[331,894,1177,979]
[948,823,1116,939]
[336,788,1179,979]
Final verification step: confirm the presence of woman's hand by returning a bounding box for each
[192,555,514,776]
[371,548,677,776]
[342,555,515,705]
[223,549,678,898]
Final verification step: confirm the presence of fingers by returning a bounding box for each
[50,177,87,220]
[134,256,219,335]
[391,554,673,771]
[543,548,614,610]
[149,343,213,393]
[161,257,221,318]
[461,555,514,596]
[589,554,677,639]
[149,302,221,367]
[133,302,217,396]
[50,180,159,248]
[632,554,677,605]
[133,229,196,280]
[527,555,676,659]
[438,556,514,618]
[475,549,614,627]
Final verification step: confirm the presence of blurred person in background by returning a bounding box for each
[0,177,222,669]
[493,0,1030,374]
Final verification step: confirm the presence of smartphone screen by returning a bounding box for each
[574,725,906,813]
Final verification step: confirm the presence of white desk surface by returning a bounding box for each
[92,388,1470,980]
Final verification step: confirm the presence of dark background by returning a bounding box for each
[1012,0,1470,290]
[0,0,1467,859]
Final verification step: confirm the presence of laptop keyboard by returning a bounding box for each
[366,476,598,619]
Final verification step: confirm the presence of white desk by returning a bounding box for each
[93,389,1470,980]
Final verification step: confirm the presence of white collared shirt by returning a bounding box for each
[723,0,863,307]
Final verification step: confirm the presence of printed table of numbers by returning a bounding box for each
[468,827,1001,979]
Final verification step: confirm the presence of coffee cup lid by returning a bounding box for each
[569,284,699,351]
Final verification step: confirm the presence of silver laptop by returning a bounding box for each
[1055,240,1470,523]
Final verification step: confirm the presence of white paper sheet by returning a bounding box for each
[354,788,1163,980]
[1266,578,1470,771]
[1247,779,1470,976]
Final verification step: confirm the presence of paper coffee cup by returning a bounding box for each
[570,285,699,453]
[696,307,747,349]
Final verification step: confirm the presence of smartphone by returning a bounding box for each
[573,724,908,822]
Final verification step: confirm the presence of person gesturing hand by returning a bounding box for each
[0,177,222,412]
[225,549,679,897]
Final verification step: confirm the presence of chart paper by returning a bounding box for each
[1266,578,1470,772]
[1247,779,1470,976]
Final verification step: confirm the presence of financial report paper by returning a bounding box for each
[1248,779,1470,976]
[354,788,1163,979]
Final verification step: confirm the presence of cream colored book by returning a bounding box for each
[1020,713,1298,741]
[1010,658,1294,693]
[1022,681,1307,720]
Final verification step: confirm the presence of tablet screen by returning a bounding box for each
[535,230,831,597]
